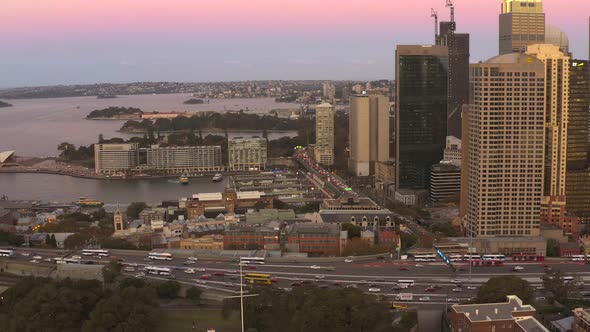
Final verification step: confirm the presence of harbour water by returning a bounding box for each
[0,94,299,157]
[0,173,227,204]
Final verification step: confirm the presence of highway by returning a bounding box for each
[4,247,590,306]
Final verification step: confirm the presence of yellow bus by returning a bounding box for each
[244,273,272,285]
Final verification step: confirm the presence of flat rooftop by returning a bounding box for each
[452,295,535,322]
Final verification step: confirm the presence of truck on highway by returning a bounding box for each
[395,293,413,301]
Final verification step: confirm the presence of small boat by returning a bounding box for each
[179,175,189,185]
[76,197,103,207]
[212,173,223,182]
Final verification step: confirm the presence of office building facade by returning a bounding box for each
[146,145,222,173]
[395,45,448,190]
[465,53,546,237]
[348,92,389,176]
[314,102,334,166]
[94,143,139,174]
[430,163,461,203]
[228,137,267,171]
[499,0,545,54]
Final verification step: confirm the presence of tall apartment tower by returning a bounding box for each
[348,92,389,177]
[395,45,448,190]
[499,0,545,55]
[322,82,336,100]
[566,59,590,222]
[465,53,546,237]
[314,102,334,166]
[437,21,470,139]
[525,44,569,198]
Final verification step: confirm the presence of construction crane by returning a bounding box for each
[446,0,455,31]
[431,8,438,41]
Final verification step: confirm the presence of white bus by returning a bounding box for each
[55,257,81,264]
[449,255,463,262]
[240,257,265,265]
[145,266,172,276]
[0,249,15,257]
[82,249,110,257]
[571,255,586,262]
[463,254,481,260]
[413,254,436,262]
[397,280,415,288]
[482,254,506,261]
[148,252,173,261]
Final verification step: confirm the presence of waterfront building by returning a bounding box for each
[464,53,546,237]
[228,137,267,171]
[314,102,334,166]
[348,92,389,176]
[430,162,461,203]
[94,143,139,175]
[395,45,448,191]
[146,145,222,173]
[449,295,547,332]
[499,0,545,54]
[436,20,470,138]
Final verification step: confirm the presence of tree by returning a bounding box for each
[477,276,534,304]
[400,232,417,250]
[156,280,181,299]
[542,269,578,304]
[49,234,57,248]
[185,286,202,304]
[126,202,148,219]
[341,223,361,239]
[102,261,122,284]
[429,222,459,237]
[98,133,104,144]
[546,239,559,257]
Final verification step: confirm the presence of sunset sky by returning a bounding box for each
[1,0,588,87]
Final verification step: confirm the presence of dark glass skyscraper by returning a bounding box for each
[566,59,590,222]
[395,45,448,190]
[437,21,470,139]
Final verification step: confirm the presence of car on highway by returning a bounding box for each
[310,265,321,269]
[184,268,196,274]
[195,268,206,272]
[452,288,463,292]
[451,279,462,284]
[183,260,196,265]
[124,266,135,272]
[344,259,353,263]
[513,266,524,271]
[399,267,409,271]
[247,266,258,270]
[135,272,145,278]
[535,297,546,301]
[188,257,198,261]
[368,288,381,293]
[29,259,39,263]
[20,252,30,257]
[415,264,424,267]
[200,274,211,280]
[195,279,207,284]
[71,255,81,260]
[213,271,225,277]
[425,286,437,292]
[467,286,477,290]
[44,258,53,262]
[447,298,460,303]
[33,255,42,260]
[345,284,357,289]
[314,275,325,279]
[391,285,401,291]
[419,297,431,302]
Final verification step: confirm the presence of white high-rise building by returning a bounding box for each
[94,143,139,174]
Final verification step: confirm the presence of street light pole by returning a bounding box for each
[240,262,244,332]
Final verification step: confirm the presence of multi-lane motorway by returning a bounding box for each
[4,247,590,306]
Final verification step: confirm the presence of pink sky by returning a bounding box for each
[1,0,589,86]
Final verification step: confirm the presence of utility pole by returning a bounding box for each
[240,261,244,332]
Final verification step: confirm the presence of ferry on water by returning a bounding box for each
[179,174,189,185]
[212,173,223,182]
[76,197,104,207]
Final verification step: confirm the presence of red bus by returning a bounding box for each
[470,260,504,267]
[511,254,545,262]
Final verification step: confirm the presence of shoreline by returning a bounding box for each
[0,167,236,181]
[118,128,298,134]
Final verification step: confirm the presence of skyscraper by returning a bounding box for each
[348,92,389,177]
[395,45,448,190]
[314,102,335,166]
[437,21,470,139]
[465,53,546,237]
[499,0,545,55]
[525,44,569,198]
[566,59,590,223]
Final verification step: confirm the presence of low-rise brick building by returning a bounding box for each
[223,225,279,250]
[285,223,341,256]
